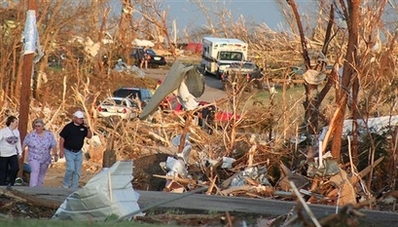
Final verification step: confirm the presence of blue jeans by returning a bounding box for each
[63,149,83,188]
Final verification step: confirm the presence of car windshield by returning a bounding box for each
[146,49,156,55]
[140,89,152,100]
[102,98,140,108]
[113,89,140,99]
[219,51,243,61]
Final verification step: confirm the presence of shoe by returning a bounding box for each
[14,177,23,186]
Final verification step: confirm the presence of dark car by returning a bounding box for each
[220,62,264,91]
[131,47,167,67]
[112,87,153,107]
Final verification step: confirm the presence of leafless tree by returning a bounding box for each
[0,7,23,103]
[132,0,177,56]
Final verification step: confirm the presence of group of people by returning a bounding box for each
[0,110,92,188]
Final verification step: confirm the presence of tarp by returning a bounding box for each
[138,61,205,119]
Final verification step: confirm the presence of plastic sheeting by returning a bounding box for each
[52,161,142,221]
[23,10,43,62]
[230,166,271,187]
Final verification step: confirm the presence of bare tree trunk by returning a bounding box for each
[92,5,111,75]
[287,0,319,135]
[331,0,360,160]
[117,0,134,62]
[103,136,116,168]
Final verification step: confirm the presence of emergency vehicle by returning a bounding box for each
[201,37,248,78]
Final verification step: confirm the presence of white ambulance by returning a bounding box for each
[201,37,248,78]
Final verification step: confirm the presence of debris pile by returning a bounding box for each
[140,131,395,213]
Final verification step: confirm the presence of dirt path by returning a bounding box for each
[42,160,99,188]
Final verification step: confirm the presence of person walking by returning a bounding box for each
[0,116,23,186]
[23,119,57,187]
[140,47,148,70]
[59,110,92,188]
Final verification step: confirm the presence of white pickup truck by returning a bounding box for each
[220,62,264,91]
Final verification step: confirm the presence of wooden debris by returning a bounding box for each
[220,185,274,196]
[0,187,61,209]
[328,168,357,206]
[206,175,218,195]
[327,156,384,199]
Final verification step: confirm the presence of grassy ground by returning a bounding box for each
[254,83,305,106]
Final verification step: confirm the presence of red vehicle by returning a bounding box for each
[160,96,240,127]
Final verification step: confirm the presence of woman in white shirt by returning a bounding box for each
[0,116,23,186]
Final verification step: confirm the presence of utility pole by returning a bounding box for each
[18,0,37,177]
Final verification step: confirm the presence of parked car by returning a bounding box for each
[131,47,167,67]
[220,62,264,91]
[112,87,153,107]
[96,97,140,119]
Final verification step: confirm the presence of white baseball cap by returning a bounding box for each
[73,110,85,118]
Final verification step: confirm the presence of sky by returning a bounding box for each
[163,0,291,30]
[111,0,313,34]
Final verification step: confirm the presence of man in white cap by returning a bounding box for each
[58,110,92,188]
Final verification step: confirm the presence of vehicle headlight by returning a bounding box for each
[219,65,228,71]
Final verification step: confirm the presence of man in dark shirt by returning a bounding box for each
[59,110,92,188]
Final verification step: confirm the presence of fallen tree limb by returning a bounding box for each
[0,187,62,209]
